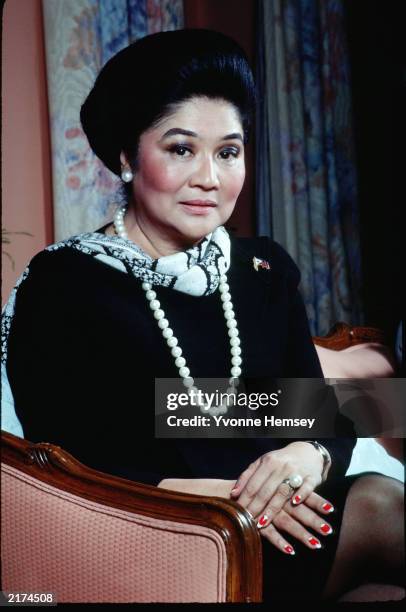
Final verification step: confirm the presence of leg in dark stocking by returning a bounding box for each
[321,474,404,601]
[337,583,405,602]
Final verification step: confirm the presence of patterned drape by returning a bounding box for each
[256,0,363,335]
[42,0,183,241]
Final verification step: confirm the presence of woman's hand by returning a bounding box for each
[257,491,335,555]
[157,476,336,556]
[229,441,327,528]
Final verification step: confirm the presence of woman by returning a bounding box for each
[2,29,403,601]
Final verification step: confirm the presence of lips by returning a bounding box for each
[179,200,217,207]
[179,200,217,216]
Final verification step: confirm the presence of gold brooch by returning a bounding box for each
[253,256,271,271]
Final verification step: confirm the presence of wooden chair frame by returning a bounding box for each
[313,321,385,350]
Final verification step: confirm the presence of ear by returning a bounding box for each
[120,151,129,167]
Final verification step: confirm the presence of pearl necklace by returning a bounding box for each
[113,205,242,413]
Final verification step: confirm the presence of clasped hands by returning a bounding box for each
[158,442,335,556]
[228,441,335,555]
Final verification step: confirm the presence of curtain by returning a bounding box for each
[42,0,183,241]
[256,0,362,335]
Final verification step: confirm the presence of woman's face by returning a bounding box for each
[125,96,246,251]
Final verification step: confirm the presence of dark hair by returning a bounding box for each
[80,29,256,184]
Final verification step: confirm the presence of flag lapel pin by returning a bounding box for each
[253,256,271,271]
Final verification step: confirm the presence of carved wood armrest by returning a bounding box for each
[313,322,386,351]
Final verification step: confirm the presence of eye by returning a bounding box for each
[168,144,192,157]
[219,147,240,161]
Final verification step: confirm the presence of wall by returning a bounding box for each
[1,0,53,304]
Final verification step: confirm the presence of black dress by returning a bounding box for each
[6,231,357,600]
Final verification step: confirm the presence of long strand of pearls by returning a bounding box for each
[113,205,242,413]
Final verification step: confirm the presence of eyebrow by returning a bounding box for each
[160,128,243,142]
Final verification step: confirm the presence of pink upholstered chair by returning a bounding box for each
[1,431,262,603]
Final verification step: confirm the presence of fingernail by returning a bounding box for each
[292,495,302,505]
[322,503,334,513]
[230,485,239,494]
[308,537,322,549]
[257,514,269,529]
[284,545,295,555]
[320,523,333,535]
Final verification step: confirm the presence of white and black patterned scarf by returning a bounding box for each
[47,224,231,296]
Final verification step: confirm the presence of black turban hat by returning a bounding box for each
[80,29,255,176]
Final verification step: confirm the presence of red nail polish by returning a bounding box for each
[257,515,268,528]
[292,495,302,505]
[284,545,295,555]
[322,503,334,513]
[308,537,321,548]
[320,523,333,535]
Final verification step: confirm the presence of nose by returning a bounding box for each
[189,154,220,191]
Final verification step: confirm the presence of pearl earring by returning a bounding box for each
[121,168,133,183]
